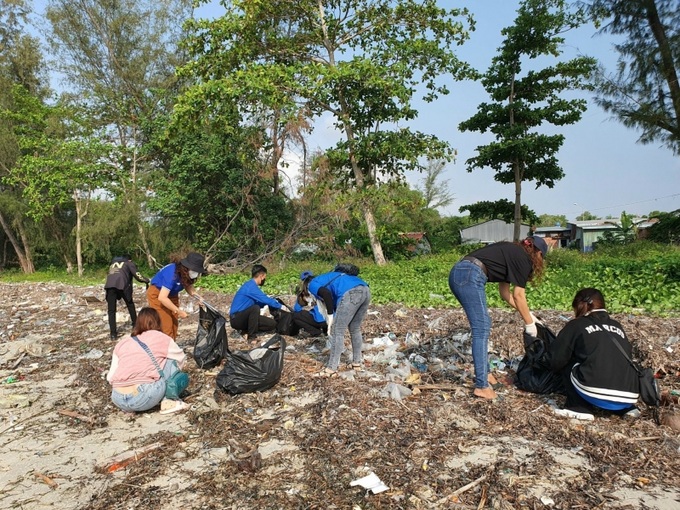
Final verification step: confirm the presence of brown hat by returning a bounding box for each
[180,252,207,275]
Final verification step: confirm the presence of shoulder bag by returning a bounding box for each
[133,335,189,400]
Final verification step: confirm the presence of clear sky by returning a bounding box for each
[33,0,680,222]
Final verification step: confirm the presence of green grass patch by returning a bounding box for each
[3,242,679,316]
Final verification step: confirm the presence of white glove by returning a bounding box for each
[326,314,334,333]
[524,322,538,337]
[530,312,543,325]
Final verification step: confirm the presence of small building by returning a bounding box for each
[460,219,530,244]
[532,225,572,249]
[568,219,658,252]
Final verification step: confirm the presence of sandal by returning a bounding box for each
[159,400,190,415]
[312,367,338,379]
[348,363,363,371]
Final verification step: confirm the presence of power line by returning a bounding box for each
[571,193,680,215]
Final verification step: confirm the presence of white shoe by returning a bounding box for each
[624,408,641,419]
[554,408,594,421]
[159,400,190,415]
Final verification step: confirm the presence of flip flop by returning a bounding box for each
[312,367,338,379]
[159,400,190,415]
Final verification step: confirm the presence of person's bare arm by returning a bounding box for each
[512,286,533,325]
[499,282,515,308]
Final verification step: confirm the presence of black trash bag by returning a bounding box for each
[271,308,297,336]
[193,304,228,370]
[216,334,286,395]
[515,323,565,394]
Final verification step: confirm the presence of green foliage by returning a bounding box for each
[460,199,538,225]
[459,0,597,238]
[647,210,680,244]
[537,213,568,227]
[585,0,680,153]
[4,242,680,315]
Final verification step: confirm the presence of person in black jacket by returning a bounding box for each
[105,255,150,340]
[549,288,639,420]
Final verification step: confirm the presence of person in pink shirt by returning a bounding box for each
[107,307,188,414]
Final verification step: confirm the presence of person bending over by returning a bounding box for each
[449,236,548,400]
[104,254,150,340]
[292,271,328,337]
[548,288,639,421]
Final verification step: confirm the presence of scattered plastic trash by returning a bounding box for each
[350,472,389,494]
[382,382,412,401]
[370,335,395,348]
[79,348,104,360]
[428,293,445,300]
[2,375,19,384]
[405,332,420,347]
[540,496,555,506]
[409,353,428,372]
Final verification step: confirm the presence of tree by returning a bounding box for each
[459,198,538,225]
[647,209,680,244]
[459,0,597,241]
[416,159,455,211]
[537,213,569,226]
[4,88,113,275]
[180,0,474,265]
[576,210,599,221]
[45,0,194,267]
[599,210,645,245]
[583,0,680,153]
[0,0,49,273]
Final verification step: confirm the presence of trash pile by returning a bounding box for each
[1,283,679,510]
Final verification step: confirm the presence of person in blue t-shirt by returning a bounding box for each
[307,264,370,377]
[292,271,328,337]
[147,252,206,340]
[229,264,283,344]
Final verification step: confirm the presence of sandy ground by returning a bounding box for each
[0,282,679,510]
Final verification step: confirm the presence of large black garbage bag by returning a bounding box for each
[515,323,565,394]
[216,334,286,395]
[193,304,228,369]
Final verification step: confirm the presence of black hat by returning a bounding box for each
[180,252,207,275]
[529,236,548,257]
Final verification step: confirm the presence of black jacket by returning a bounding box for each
[549,311,639,402]
[105,257,149,292]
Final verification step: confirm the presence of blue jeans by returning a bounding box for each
[328,286,371,370]
[111,359,180,412]
[449,260,490,389]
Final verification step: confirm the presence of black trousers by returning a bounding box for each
[230,304,277,338]
[292,310,327,337]
[560,365,592,413]
[106,287,136,336]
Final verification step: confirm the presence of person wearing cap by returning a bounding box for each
[104,254,150,340]
[307,264,371,377]
[449,236,548,400]
[292,271,328,337]
[229,264,283,344]
[147,252,206,339]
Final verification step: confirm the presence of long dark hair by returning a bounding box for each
[133,307,162,336]
[171,254,194,288]
[571,288,606,318]
[519,238,545,282]
[296,275,314,307]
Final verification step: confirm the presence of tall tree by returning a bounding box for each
[583,0,680,153]
[459,199,539,225]
[45,0,193,267]
[0,0,49,273]
[181,0,474,265]
[459,0,596,241]
[416,158,455,211]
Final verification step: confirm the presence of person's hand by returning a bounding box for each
[177,309,188,319]
[530,312,543,325]
[326,314,334,333]
[524,322,538,337]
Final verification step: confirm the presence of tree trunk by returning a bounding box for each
[75,195,84,277]
[0,211,35,273]
[513,160,522,242]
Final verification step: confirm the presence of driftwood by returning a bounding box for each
[57,409,96,425]
[435,474,488,505]
[98,442,164,473]
[34,471,58,489]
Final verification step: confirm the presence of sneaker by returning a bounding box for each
[554,408,595,421]
[623,408,641,419]
[159,400,190,415]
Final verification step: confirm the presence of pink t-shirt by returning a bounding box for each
[107,330,186,388]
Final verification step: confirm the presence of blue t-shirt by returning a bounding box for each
[308,271,368,308]
[150,263,183,297]
[293,302,326,323]
[229,279,282,315]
